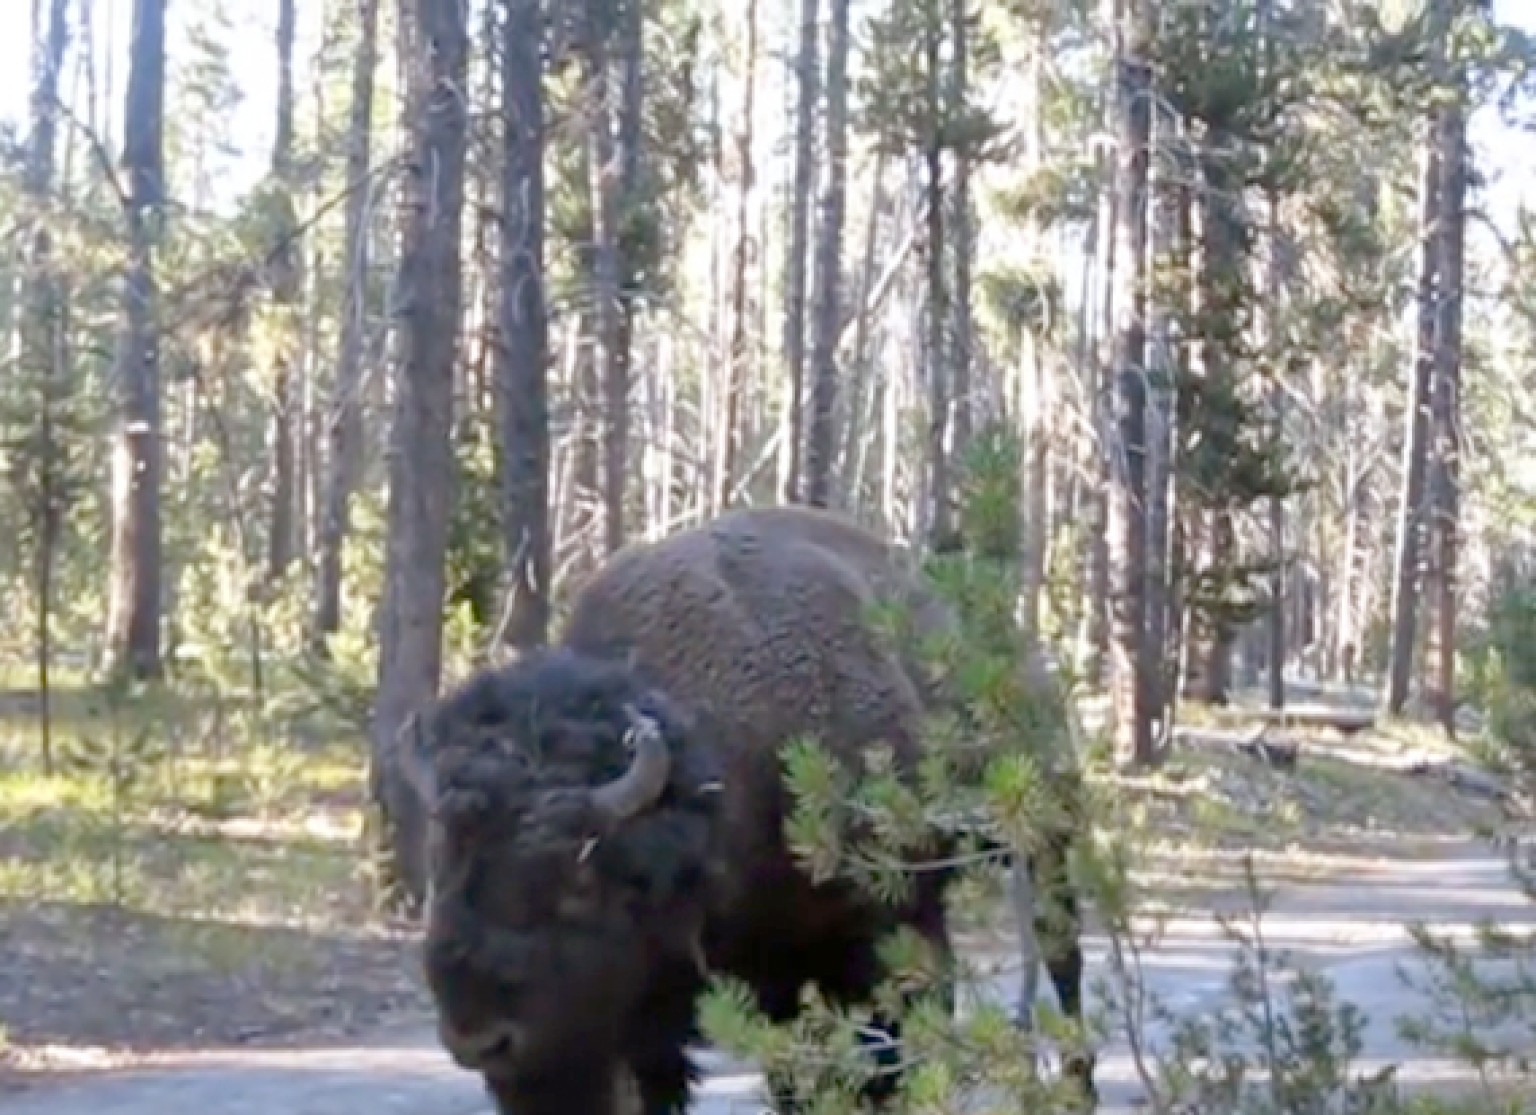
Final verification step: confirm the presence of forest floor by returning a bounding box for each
[0,676,1530,1112]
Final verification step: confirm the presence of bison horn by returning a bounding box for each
[591,704,671,824]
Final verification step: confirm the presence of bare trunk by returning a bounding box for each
[1084,138,1117,684]
[23,0,72,770]
[371,0,468,910]
[1019,329,1049,645]
[105,0,167,680]
[1107,0,1152,766]
[922,0,950,546]
[266,0,300,583]
[1266,197,1286,712]
[583,10,625,555]
[948,0,973,458]
[782,0,819,502]
[1428,82,1466,732]
[614,0,644,537]
[805,0,848,508]
[1384,137,1441,715]
[314,0,380,643]
[1145,109,1184,741]
[498,0,551,651]
[717,0,757,510]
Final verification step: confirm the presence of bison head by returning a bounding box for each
[395,650,723,1109]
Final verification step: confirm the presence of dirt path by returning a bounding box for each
[2,840,1528,1115]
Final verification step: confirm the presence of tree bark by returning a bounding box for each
[614,0,644,536]
[314,0,380,643]
[1384,137,1441,715]
[105,0,167,680]
[370,0,469,910]
[782,0,819,502]
[497,0,552,652]
[1266,197,1287,712]
[1106,0,1153,767]
[1144,103,1183,743]
[22,0,72,771]
[948,0,973,459]
[716,0,757,511]
[266,0,300,583]
[922,0,950,546]
[1084,136,1117,685]
[1428,72,1466,732]
[582,6,625,556]
[805,0,848,508]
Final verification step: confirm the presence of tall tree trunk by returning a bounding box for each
[614,0,644,536]
[105,0,167,680]
[370,0,469,910]
[922,0,950,546]
[805,0,848,508]
[1016,32,1048,646]
[1144,105,1183,742]
[716,0,757,510]
[314,0,380,643]
[23,0,72,771]
[1428,66,1467,732]
[583,7,625,556]
[948,0,973,459]
[1265,198,1286,712]
[1260,0,1286,712]
[266,0,300,583]
[1084,136,1117,684]
[782,0,819,502]
[1190,118,1245,706]
[1384,137,1442,715]
[1107,0,1152,767]
[498,0,551,651]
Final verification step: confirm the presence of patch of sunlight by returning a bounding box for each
[0,767,116,815]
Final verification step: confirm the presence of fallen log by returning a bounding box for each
[1257,706,1376,736]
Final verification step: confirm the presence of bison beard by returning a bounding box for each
[397,506,1095,1113]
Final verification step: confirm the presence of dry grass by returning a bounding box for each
[0,677,427,1085]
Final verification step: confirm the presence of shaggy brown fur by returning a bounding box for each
[403,505,1092,1115]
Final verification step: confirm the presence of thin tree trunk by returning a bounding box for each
[1384,137,1441,715]
[498,0,551,651]
[805,0,847,508]
[1085,137,1117,684]
[614,0,644,536]
[314,0,380,643]
[266,0,300,583]
[1107,0,1152,766]
[948,0,973,459]
[1428,73,1466,732]
[23,0,72,771]
[836,152,887,505]
[782,0,819,502]
[1260,0,1286,712]
[105,0,167,680]
[370,0,468,910]
[1266,198,1286,712]
[583,8,625,555]
[717,0,757,510]
[1144,108,1182,743]
[922,0,950,546]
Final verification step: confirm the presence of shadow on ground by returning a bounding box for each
[0,898,427,1078]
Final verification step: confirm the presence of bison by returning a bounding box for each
[393,505,1093,1114]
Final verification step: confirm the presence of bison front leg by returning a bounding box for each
[1032,833,1097,1109]
[625,960,707,1115]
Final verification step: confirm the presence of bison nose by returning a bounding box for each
[438,1016,525,1070]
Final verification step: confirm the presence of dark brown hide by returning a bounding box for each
[403,651,722,1114]
[407,506,1091,1114]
